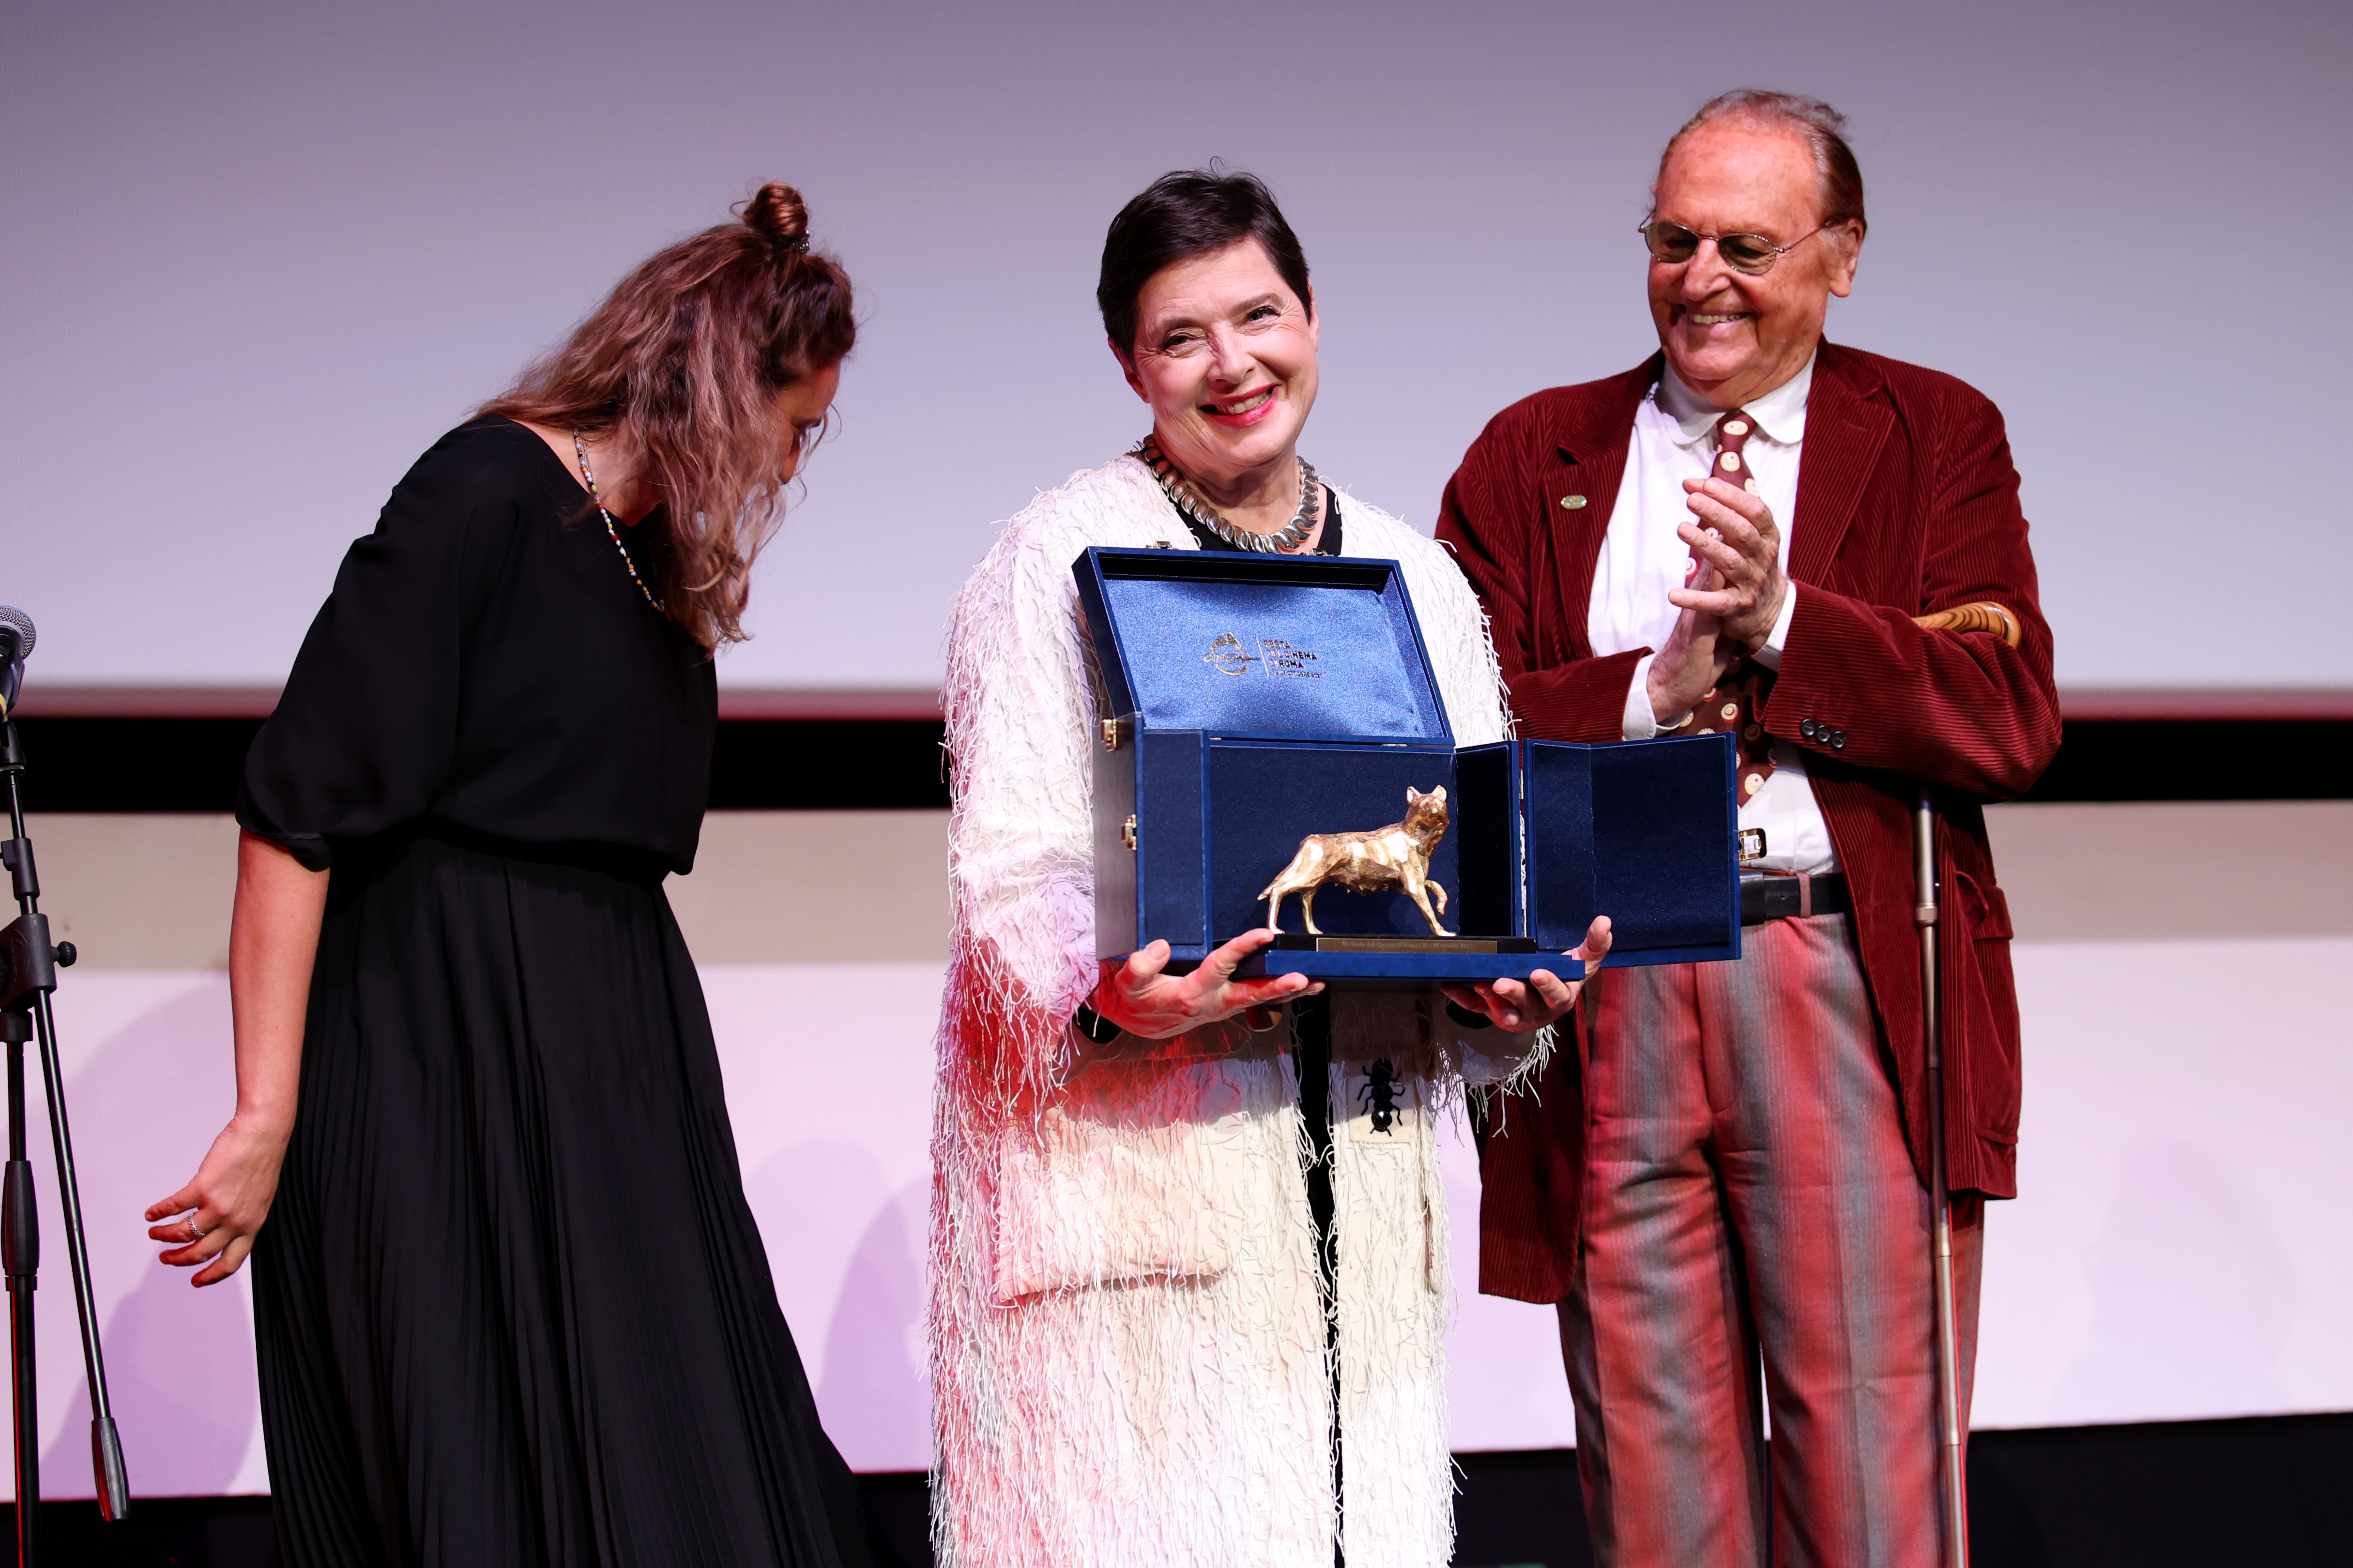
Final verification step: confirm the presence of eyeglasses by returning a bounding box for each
[1639,219,1826,276]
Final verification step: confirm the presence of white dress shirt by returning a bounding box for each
[1591,354,1837,875]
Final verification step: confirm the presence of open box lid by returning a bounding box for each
[1072,548,1454,746]
[1520,733,1744,966]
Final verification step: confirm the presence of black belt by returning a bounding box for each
[1741,872,1850,926]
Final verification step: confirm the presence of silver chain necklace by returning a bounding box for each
[1136,437,1320,554]
[572,432,665,613]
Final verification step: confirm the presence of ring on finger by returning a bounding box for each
[188,1218,206,1241]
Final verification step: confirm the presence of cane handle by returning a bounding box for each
[1912,601,2021,647]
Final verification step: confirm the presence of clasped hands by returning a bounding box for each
[1646,474,1789,723]
[1091,916,1615,1040]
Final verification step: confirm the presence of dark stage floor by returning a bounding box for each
[3,1412,2345,1566]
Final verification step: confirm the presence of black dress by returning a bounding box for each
[238,418,870,1568]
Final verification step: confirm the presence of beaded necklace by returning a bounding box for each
[1135,437,1319,553]
[572,431,664,613]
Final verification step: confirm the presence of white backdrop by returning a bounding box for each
[12,936,2349,1498]
[5,0,2350,695]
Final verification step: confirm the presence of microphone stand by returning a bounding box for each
[0,717,130,1562]
[1913,789,1968,1568]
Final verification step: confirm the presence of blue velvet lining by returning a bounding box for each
[1204,741,1472,941]
[1591,738,1739,949]
[1074,549,1451,743]
[1137,730,1206,952]
[1524,734,1742,964]
[1523,745,1596,951]
[1452,741,1523,939]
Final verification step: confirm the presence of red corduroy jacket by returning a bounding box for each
[1437,341,2060,1305]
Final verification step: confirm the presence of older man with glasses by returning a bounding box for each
[1439,90,2060,1567]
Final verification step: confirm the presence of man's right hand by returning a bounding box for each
[1645,597,1736,728]
[1091,929,1325,1040]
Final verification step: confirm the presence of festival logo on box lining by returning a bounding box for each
[1201,631,1323,679]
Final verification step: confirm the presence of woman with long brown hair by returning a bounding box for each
[143,184,872,1568]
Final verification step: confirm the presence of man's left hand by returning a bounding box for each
[1669,476,1787,654]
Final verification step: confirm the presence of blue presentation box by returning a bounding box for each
[1074,548,1741,989]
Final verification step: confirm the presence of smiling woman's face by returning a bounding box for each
[1119,239,1318,500]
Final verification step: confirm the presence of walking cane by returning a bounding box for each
[1913,789,1968,1568]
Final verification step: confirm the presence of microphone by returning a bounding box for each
[0,605,33,718]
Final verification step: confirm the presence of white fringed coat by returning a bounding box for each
[929,455,1539,1568]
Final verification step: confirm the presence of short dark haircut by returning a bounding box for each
[1097,169,1313,358]
[1657,89,1867,237]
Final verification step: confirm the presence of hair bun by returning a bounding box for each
[740,182,810,253]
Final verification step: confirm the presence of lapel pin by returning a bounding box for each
[1560,494,1588,510]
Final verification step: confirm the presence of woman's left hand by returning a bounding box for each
[1441,916,1612,1032]
[145,1112,290,1287]
[142,830,322,1287]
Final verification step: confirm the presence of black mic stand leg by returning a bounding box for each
[0,718,131,1564]
[28,982,130,1522]
[5,1009,36,1567]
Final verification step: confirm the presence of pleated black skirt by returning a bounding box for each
[253,830,870,1568]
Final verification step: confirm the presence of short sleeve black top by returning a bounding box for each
[239,417,718,875]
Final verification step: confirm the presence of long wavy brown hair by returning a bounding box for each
[482,182,855,649]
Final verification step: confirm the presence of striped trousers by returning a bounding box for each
[1561,912,1982,1568]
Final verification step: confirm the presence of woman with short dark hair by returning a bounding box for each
[927,169,1606,1568]
[146,185,873,1568]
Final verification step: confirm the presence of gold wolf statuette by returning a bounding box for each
[1260,785,1453,937]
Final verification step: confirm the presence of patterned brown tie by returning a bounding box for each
[1688,411,1774,804]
